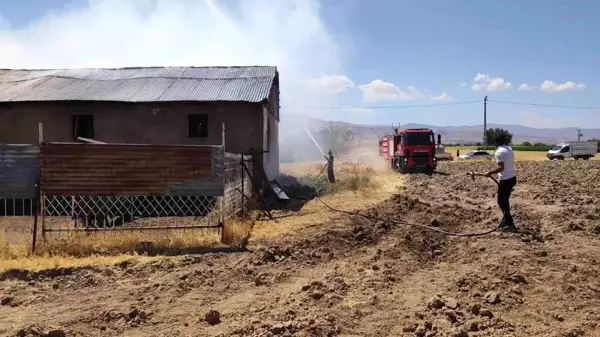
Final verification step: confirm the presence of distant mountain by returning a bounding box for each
[280,114,600,144]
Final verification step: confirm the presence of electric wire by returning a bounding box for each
[488,99,600,110]
[281,100,481,110]
[282,98,600,111]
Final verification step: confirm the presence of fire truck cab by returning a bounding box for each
[379,128,439,174]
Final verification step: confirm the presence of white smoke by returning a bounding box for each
[0,0,347,114]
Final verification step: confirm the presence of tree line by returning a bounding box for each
[469,128,600,151]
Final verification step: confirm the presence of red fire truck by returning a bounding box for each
[379,128,440,174]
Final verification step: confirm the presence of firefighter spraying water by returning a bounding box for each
[303,125,335,183]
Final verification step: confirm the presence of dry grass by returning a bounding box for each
[295,160,381,196]
[221,219,254,249]
[251,160,402,239]
[0,160,384,271]
[0,226,226,272]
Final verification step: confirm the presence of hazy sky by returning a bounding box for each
[1,0,599,127]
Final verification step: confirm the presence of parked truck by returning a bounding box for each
[546,141,597,160]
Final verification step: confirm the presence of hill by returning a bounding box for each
[281,114,600,145]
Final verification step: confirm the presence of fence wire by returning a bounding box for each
[42,195,221,232]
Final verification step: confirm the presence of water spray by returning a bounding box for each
[302,124,326,157]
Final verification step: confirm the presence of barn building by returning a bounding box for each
[0,66,280,179]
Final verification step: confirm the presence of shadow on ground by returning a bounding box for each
[266,174,318,213]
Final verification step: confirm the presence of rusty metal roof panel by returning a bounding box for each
[0,145,40,199]
[40,143,224,196]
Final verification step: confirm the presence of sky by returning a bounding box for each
[1,0,599,128]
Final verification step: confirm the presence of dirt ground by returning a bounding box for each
[1,160,600,337]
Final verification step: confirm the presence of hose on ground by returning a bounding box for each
[290,164,503,237]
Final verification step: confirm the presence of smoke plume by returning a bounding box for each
[0,0,351,161]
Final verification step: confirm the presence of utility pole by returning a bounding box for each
[577,129,583,141]
[483,95,488,148]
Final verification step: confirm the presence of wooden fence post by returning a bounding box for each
[220,123,226,242]
[241,153,245,222]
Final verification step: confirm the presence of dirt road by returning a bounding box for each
[1,161,600,337]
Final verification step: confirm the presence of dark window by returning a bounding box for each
[402,132,434,146]
[72,115,94,140]
[187,114,208,138]
[561,146,570,153]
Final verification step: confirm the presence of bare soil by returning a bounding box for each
[2,161,600,337]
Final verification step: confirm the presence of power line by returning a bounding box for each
[489,99,600,110]
[282,98,600,111]
[281,100,481,109]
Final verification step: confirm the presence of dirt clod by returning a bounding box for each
[479,309,494,319]
[507,273,527,284]
[450,329,469,337]
[402,323,418,333]
[204,310,221,325]
[468,303,481,315]
[427,297,445,310]
[444,297,459,309]
[485,291,501,304]
[0,296,13,306]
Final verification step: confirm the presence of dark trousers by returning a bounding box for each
[497,176,517,225]
[327,162,335,183]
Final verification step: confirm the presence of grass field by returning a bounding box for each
[445,146,599,161]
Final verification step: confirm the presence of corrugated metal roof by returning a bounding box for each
[0,66,277,103]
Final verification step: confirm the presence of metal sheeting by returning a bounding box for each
[0,145,40,199]
[40,143,222,196]
[0,66,277,103]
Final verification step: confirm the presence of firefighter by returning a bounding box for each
[484,134,517,232]
[325,150,335,183]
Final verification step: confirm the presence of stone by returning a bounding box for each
[485,292,501,304]
[445,297,459,309]
[415,326,427,337]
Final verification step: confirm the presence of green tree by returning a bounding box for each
[317,122,354,156]
[521,141,532,146]
[485,128,513,146]
[533,142,547,147]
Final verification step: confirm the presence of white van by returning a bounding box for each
[547,141,597,160]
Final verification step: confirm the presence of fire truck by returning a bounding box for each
[379,128,440,174]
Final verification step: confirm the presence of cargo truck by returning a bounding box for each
[546,141,597,160]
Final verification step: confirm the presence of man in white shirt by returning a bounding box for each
[485,133,517,232]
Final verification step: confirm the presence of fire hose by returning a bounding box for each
[294,164,504,237]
